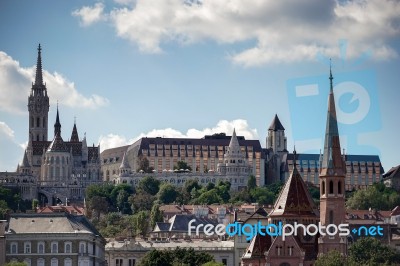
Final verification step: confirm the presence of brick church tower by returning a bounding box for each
[318,64,347,255]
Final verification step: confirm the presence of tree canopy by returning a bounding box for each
[139,247,215,266]
[346,182,400,211]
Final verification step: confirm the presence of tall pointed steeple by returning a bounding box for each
[28,44,49,142]
[320,62,345,176]
[70,117,79,142]
[35,44,43,86]
[318,62,347,256]
[54,104,61,137]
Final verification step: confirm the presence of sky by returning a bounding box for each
[0,0,399,173]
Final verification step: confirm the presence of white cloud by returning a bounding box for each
[0,51,109,115]
[98,119,258,151]
[72,3,106,27]
[0,122,24,171]
[78,0,400,65]
[0,121,14,139]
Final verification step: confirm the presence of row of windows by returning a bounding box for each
[11,258,74,266]
[10,241,87,254]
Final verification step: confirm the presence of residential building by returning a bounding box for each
[5,212,106,265]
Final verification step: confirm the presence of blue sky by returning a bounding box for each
[0,0,399,172]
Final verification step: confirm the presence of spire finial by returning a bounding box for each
[329,58,333,92]
[34,44,43,86]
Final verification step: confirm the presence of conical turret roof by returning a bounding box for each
[268,114,285,131]
[70,121,79,142]
[21,150,30,168]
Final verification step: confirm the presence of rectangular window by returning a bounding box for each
[222,259,227,265]
[116,259,123,266]
[128,259,136,266]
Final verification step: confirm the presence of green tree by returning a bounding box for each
[137,155,154,173]
[150,203,164,228]
[194,189,222,204]
[346,182,400,210]
[315,250,346,266]
[137,176,161,196]
[250,187,275,205]
[31,199,39,210]
[157,183,178,204]
[88,196,109,220]
[5,262,27,266]
[116,189,130,213]
[129,192,155,213]
[139,250,172,266]
[134,211,150,237]
[202,262,224,266]
[174,160,192,172]
[247,175,257,191]
[0,200,9,219]
[348,237,400,265]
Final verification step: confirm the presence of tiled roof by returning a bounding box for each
[270,166,318,217]
[383,165,400,179]
[242,233,272,259]
[127,135,264,159]
[6,213,100,236]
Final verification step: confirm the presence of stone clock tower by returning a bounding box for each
[28,44,49,143]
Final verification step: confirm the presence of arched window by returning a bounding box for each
[24,241,31,253]
[338,181,342,194]
[51,242,58,253]
[329,180,334,194]
[38,242,45,254]
[64,258,72,266]
[79,242,86,254]
[10,242,17,254]
[37,117,40,127]
[65,242,72,253]
[329,210,334,224]
[37,135,39,141]
[322,181,326,195]
[30,116,34,127]
[38,258,45,266]
[51,258,58,266]
[24,258,31,266]
[43,117,46,127]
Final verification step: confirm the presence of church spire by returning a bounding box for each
[54,104,61,137]
[70,117,79,142]
[320,63,345,176]
[35,44,43,86]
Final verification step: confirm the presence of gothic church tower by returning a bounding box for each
[318,65,347,255]
[28,44,49,143]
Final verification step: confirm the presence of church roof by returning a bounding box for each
[242,233,272,260]
[320,67,345,176]
[47,132,68,152]
[268,114,285,131]
[21,150,30,168]
[70,122,79,142]
[270,156,318,218]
